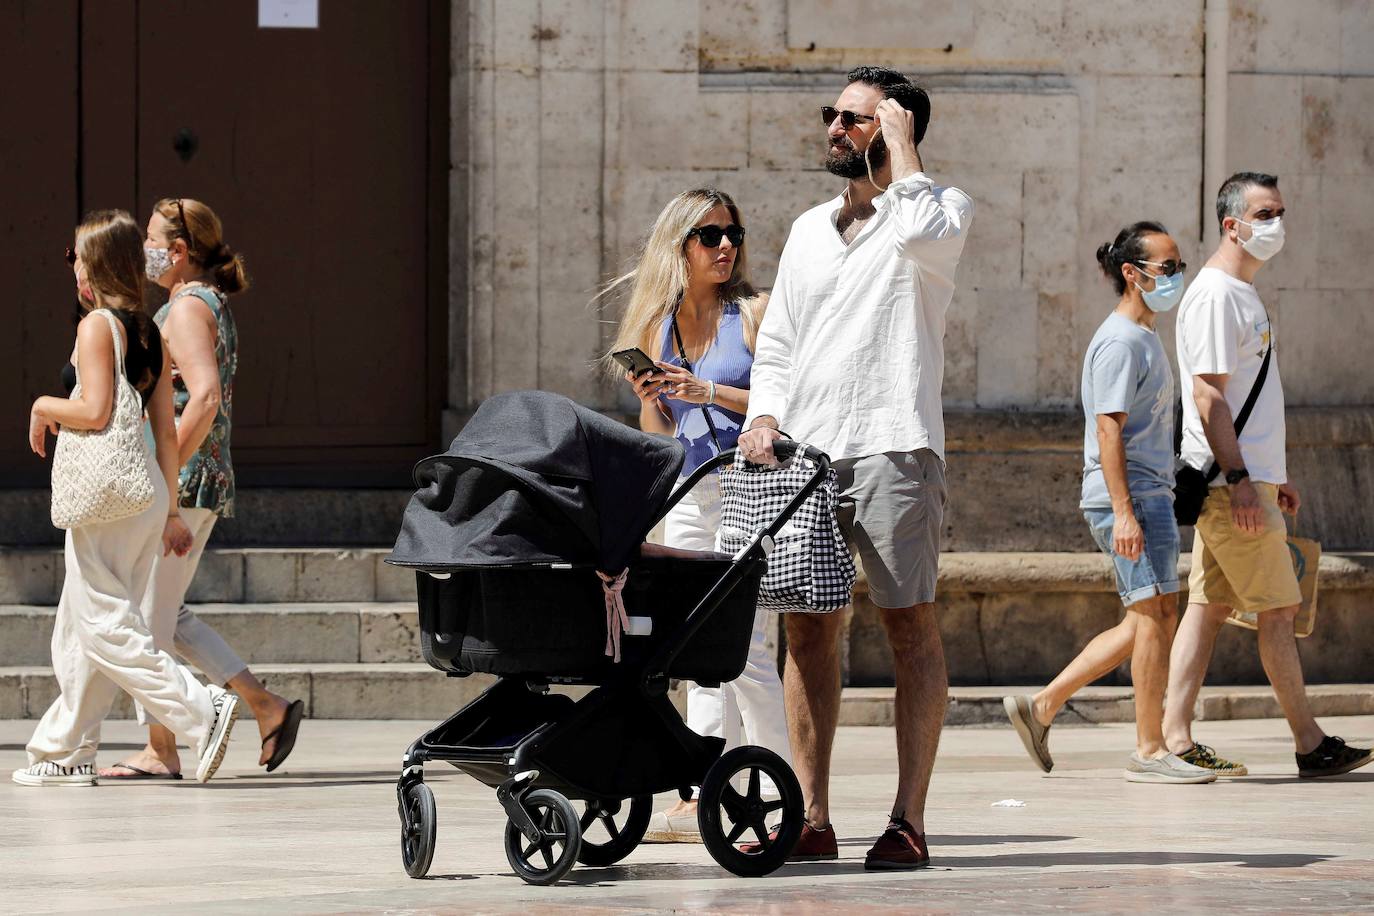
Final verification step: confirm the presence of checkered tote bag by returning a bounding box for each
[718,457,856,613]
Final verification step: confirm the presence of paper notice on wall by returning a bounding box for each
[259,0,319,29]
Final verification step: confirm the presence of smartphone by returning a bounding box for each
[612,347,660,377]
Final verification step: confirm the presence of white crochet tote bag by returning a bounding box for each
[50,309,157,529]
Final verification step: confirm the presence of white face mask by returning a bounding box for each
[145,246,173,281]
[1236,216,1285,261]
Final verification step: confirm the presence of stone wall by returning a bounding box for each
[453,0,1374,549]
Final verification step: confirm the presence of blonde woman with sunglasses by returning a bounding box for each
[603,188,791,842]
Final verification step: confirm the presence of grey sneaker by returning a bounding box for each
[196,686,240,784]
[12,761,97,787]
[1125,752,1217,784]
[1003,695,1053,772]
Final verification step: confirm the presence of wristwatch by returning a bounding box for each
[1225,468,1250,486]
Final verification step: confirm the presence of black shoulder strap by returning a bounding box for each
[670,314,723,454]
[1204,340,1273,483]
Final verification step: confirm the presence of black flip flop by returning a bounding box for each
[103,762,183,781]
[263,699,305,773]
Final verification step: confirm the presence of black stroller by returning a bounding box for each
[386,391,833,885]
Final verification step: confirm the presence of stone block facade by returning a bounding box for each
[450,0,1374,552]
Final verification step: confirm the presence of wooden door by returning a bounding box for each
[0,2,83,487]
[0,0,448,487]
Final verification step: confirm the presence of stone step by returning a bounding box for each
[0,603,419,668]
[3,664,1371,725]
[0,547,412,606]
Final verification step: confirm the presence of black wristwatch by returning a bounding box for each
[1225,467,1250,486]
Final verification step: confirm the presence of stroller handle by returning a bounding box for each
[652,439,830,526]
[643,439,833,688]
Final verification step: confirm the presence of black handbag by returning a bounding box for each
[1173,341,1272,525]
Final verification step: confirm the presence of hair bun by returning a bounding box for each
[1095,242,1114,267]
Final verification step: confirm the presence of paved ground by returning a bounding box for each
[1,714,1372,914]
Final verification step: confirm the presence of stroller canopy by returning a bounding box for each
[388,390,685,574]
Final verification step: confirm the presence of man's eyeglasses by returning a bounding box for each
[821,106,876,129]
[686,224,745,248]
[1132,259,1186,277]
[64,247,77,266]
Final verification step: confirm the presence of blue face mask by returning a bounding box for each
[1136,269,1184,313]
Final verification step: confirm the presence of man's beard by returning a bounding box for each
[824,135,887,179]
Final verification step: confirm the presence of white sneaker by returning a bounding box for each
[12,762,98,787]
[1125,752,1217,784]
[195,686,240,784]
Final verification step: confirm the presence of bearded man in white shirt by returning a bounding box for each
[736,66,973,870]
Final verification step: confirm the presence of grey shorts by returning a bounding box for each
[833,449,947,608]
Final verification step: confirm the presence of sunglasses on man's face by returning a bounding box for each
[1133,258,1187,277]
[687,224,745,248]
[821,106,876,129]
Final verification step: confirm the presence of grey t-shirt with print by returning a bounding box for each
[1080,312,1176,509]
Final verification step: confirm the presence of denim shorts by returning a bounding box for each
[1083,492,1181,607]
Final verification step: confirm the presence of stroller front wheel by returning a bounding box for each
[504,788,583,885]
[400,782,437,878]
[698,745,803,877]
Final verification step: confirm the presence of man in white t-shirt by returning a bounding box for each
[736,66,973,869]
[1164,172,1372,779]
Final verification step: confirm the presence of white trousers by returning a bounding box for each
[664,474,793,776]
[146,508,248,687]
[26,464,215,768]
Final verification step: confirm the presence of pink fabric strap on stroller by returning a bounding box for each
[598,569,630,662]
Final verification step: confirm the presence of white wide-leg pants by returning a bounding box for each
[663,473,793,780]
[26,464,215,768]
[145,508,248,687]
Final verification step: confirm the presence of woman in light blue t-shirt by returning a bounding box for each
[1004,222,1220,786]
[602,188,789,841]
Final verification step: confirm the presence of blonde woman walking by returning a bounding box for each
[603,188,790,841]
[15,210,237,786]
[98,199,303,781]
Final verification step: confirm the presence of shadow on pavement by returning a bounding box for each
[933,851,1332,870]
[548,850,1332,884]
[1238,774,1374,785]
[838,834,1078,847]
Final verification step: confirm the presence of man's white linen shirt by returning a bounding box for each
[745,172,974,461]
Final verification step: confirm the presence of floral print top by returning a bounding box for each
[154,284,237,517]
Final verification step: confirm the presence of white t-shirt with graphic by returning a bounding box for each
[1175,266,1286,486]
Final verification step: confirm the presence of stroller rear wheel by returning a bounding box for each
[400,782,437,878]
[576,795,652,867]
[698,745,803,877]
[504,788,583,885]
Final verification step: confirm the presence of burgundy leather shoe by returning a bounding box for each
[864,816,929,870]
[739,820,839,861]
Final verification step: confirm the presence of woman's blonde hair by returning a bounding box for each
[600,188,760,375]
[73,209,157,391]
[153,197,250,294]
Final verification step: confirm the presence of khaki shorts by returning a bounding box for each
[833,449,947,609]
[1188,482,1302,613]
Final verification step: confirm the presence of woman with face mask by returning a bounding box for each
[14,211,239,786]
[1003,222,1217,785]
[601,188,792,841]
[96,199,303,781]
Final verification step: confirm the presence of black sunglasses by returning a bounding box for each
[64,247,77,266]
[174,198,195,253]
[686,224,745,248]
[821,106,876,129]
[1132,258,1187,277]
